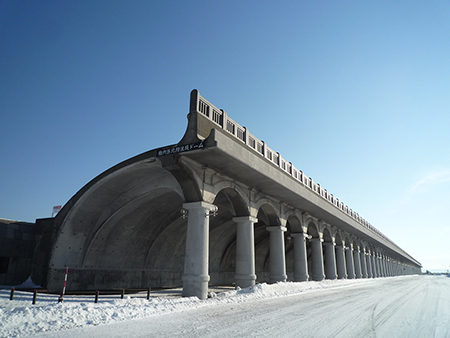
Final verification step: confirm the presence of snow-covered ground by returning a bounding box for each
[1,275,449,337]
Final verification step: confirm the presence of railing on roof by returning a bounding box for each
[193,93,395,247]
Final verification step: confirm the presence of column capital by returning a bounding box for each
[290,232,307,238]
[182,201,217,212]
[266,225,287,232]
[233,216,258,223]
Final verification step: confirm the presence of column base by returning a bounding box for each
[235,274,257,289]
[294,274,309,282]
[312,274,325,281]
[269,274,287,284]
[182,274,210,300]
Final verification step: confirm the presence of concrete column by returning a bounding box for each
[377,256,383,277]
[345,246,355,279]
[379,256,385,277]
[353,247,362,278]
[385,258,390,276]
[386,259,391,276]
[233,216,257,288]
[182,201,217,299]
[381,257,386,277]
[335,245,347,279]
[311,238,325,281]
[366,253,373,278]
[323,242,337,280]
[291,233,308,282]
[266,226,287,283]
[371,254,378,278]
[360,250,368,278]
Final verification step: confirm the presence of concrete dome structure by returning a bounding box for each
[32,90,421,299]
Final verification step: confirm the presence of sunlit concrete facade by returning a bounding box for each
[32,90,421,299]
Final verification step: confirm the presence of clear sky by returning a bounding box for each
[1,1,449,272]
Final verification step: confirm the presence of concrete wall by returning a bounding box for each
[0,219,36,285]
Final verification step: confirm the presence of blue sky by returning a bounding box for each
[1,1,449,272]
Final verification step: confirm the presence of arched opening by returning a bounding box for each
[209,188,249,286]
[322,228,335,279]
[306,222,319,280]
[285,214,302,281]
[254,203,279,283]
[344,236,354,279]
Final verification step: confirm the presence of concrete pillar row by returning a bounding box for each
[291,233,309,282]
[323,242,337,280]
[345,246,356,279]
[266,226,287,283]
[182,201,217,300]
[335,245,347,279]
[354,247,362,278]
[233,216,257,288]
[311,238,325,281]
[360,250,368,278]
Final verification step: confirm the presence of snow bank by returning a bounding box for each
[0,277,387,337]
[0,276,42,290]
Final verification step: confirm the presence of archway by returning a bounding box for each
[254,203,280,283]
[210,188,249,286]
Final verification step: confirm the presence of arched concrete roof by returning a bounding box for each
[47,158,191,290]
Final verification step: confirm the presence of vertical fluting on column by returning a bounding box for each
[291,233,308,282]
[345,245,355,279]
[353,246,362,279]
[311,238,325,281]
[266,226,287,283]
[182,201,217,300]
[233,216,257,288]
[360,250,368,278]
[335,244,347,279]
[323,242,337,280]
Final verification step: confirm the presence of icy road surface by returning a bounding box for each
[2,275,449,337]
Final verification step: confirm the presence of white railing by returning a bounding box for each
[194,92,396,246]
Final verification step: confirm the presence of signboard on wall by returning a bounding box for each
[157,140,205,157]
